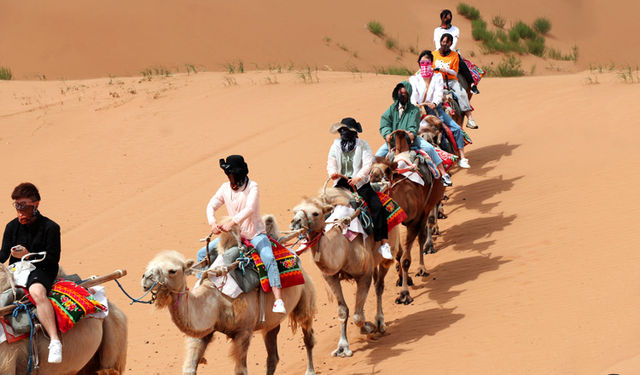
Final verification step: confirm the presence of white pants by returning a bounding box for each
[449,79,472,112]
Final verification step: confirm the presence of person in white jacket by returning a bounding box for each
[326,117,392,259]
[410,50,470,168]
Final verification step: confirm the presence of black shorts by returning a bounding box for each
[26,268,58,293]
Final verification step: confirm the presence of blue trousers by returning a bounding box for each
[375,136,443,165]
[196,234,281,288]
[436,105,465,149]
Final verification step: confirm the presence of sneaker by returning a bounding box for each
[378,242,393,259]
[272,299,286,314]
[466,118,479,129]
[48,339,62,363]
[458,158,470,169]
[442,173,453,187]
[471,84,480,94]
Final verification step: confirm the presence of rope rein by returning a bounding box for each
[115,279,156,305]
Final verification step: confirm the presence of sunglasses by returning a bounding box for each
[13,201,36,211]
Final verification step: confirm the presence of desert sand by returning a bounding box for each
[1,1,640,374]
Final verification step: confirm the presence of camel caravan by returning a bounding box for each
[0,9,481,374]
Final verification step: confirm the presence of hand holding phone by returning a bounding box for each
[11,245,28,258]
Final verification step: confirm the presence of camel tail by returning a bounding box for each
[289,268,317,334]
[263,214,280,239]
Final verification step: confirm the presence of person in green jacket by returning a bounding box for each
[374,81,452,186]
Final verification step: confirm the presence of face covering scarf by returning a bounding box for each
[339,129,358,152]
[420,61,434,78]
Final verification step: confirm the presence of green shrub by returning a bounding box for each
[0,66,11,80]
[526,35,545,56]
[375,66,413,76]
[533,17,552,35]
[484,55,525,77]
[457,3,481,20]
[367,21,385,37]
[512,21,536,40]
[495,29,508,43]
[508,28,521,43]
[492,15,506,28]
[385,38,397,49]
[471,19,492,42]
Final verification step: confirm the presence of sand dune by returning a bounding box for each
[1,67,639,373]
[2,0,639,79]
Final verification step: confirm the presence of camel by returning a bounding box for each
[141,218,317,375]
[289,186,401,357]
[369,129,446,304]
[0,264,128,375]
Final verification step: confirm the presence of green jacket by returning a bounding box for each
[379,81,420,139]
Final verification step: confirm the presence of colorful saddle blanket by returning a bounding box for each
[462,58,485,85]
[242,236,305,293]
[376,192,407,231]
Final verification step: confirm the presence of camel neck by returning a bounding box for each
[168,286,222,337]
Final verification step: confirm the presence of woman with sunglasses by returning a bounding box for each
[0,182,63,363]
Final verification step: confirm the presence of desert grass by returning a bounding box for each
[457,3,480,20]
[533,17,552,35]
[367,21,384,37]
[374,65,412,76]
[492,15,506,29]
[1,66,13,80]
[483,55,525,77]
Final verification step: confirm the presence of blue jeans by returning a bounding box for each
[375,136,443,165]
[196,237,220,279]
[436,105,465,150]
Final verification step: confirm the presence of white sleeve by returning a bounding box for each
[433,28,441,49]
[327,144,339,176]
[206,185,226,225]
[409,75,421,105]
[432,75,444,106]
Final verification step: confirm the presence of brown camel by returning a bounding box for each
[290,186,401,356]
[0,265,128,375]
[141,218,317,375]
[370,129,445,304]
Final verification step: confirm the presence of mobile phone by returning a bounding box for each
[11,245,25,252]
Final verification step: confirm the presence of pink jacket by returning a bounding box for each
[206,180,266,239]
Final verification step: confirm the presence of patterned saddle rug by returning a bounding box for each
[376,192,407,231]
[241,236,305,293]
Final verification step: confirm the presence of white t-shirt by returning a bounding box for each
[434,25,460,50]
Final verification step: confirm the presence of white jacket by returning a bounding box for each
[326,138,373,189]
[409,72,444,107]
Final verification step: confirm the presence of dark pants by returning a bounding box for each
[336,178,388,242]
[458,55,475,87]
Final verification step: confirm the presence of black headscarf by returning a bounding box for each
[339,128,358,152]
[219,155,249,188]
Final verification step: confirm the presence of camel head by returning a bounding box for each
[419,115,444,146]
[390,129,411,153]
[141,250,195,309]
[291,187,351,233]
[370,157,396,183]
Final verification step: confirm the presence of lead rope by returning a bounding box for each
[12,302,37,374]
[114,279,156,305]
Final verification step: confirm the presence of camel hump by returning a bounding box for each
[262,214,280,239]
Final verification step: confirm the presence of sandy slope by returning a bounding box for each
[2,0,639,79]
[1,68,639,374]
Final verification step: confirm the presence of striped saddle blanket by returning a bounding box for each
[242,236,305,293]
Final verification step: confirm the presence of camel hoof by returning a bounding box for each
[424,244,436,255]
[415,269,429,277]
[407,277,414,287]
[396,278,402,287]
[198,357,208,365]
[395,291,413,305]
[360,322,376,335]
[331,346,353,358]
[376,319,386,334]
[438,212,448,219]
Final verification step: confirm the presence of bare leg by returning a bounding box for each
[263,325,280,375]
[323,274,352,357]
[29,284,59,341]
[272,287,282,301]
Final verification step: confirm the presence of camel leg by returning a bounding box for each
[302,322,316,375]
[353,272,375,335]
[263,325,280,375]
[323,274,352,357]
[374,264,391,333]
[424,208,437,255]
[183,333,214,375]
[396,227,417,305]
[231,331,252,375]
[415,224,430,277]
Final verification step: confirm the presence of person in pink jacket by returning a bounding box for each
[206,155,286,313]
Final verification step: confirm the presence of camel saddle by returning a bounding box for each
[387,149,437,181]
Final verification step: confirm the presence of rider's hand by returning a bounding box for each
[10,245,28,258]
[348,177,360,187]
[426,102,436,110]
[385,134,393,143]
[221,221,235,232]
[330,173,341,180]
[408,132,415,142]
[211,223,222,235]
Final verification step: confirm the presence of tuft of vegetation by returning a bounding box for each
[374,65,413,76]
[0,66,13,80]
[224,61,244,74]
[385,38,397,49]
[297,66,319,84]
[512,21,537,40]
[264,75,278,85]
[618,66,640,84]
[367,21,385,37]
[185,64,198,75]
[457,3,480,20]
[323,36,332,44]
[533,17,552,35]
[337,43,349,52]
[492,15,506,29]
[526,35,545,56]
[547,45,578,61]
[483,55,525,77]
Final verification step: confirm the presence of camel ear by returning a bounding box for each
[322,204,334,214]
[184,259,196,275]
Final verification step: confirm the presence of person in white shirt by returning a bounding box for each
[326,117,393,259]
[433,9,480,97]
[409,50,470,169]
[198,155,287,313]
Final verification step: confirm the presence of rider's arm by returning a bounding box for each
[355,141,373,181]
[409,76,421,106]
[206,185,226,225]
[327,143,339,177]
[231,182,259,226]
[431,74,444,106]
[380,107,394,139]
[408,110,420,138]
[39,221,61,269]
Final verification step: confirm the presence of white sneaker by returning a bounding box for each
[458,158,470,169]
[48,339,62,363]
[272,299,286,314]
[442,173,453,187]
[378,243,393,259]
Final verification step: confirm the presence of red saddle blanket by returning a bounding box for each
[376,192,407,231]
[242,236,305,293]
